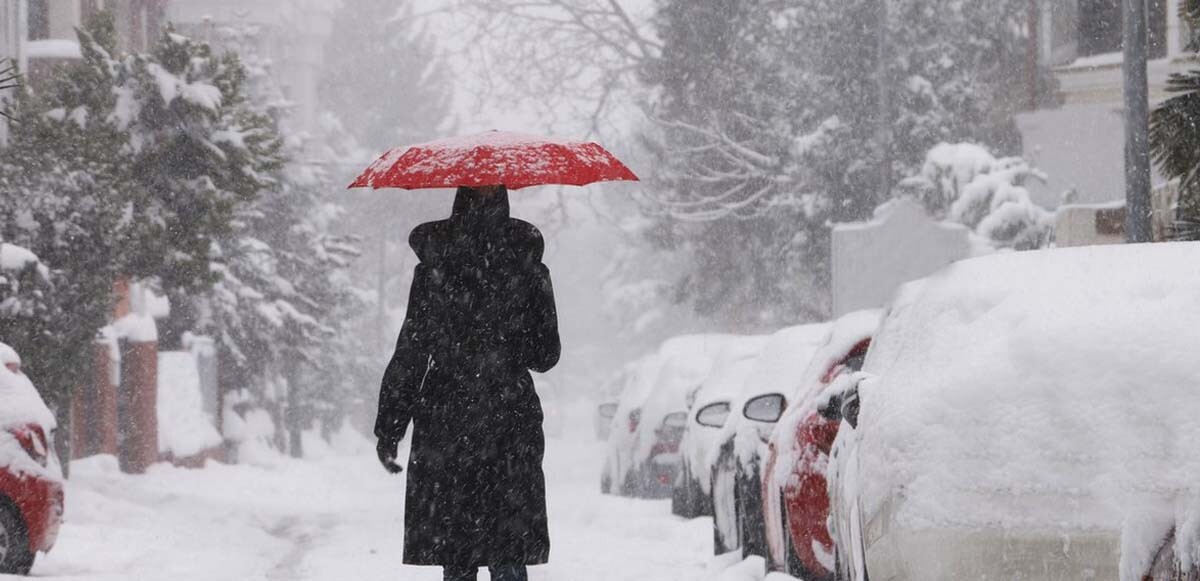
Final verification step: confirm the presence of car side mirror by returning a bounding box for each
[598,403,618,419]
[743,393,786,423]
[695,402,731,428]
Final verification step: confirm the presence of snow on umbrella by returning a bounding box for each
[348,130,639,190]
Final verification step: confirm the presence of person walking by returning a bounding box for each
[374,185,561,581]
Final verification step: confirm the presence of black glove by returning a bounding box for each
[376,438,403,474]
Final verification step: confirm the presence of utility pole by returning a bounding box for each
[1027,0,1040,110]
[876,0,892,204]
[1124,0,1153,243]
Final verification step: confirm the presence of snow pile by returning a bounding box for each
[853,243,1200,546]
[768,310,881,491]
[222,389,283,468]
[719,323,830,468]
[111,313,159,343]
[157,352,222,458]
[351,130,638,190]
[710,555,801,581]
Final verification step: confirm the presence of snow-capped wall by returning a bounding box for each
[831,198,972,317]
[157,352,222,459]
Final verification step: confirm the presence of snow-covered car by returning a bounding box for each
[595,366,631,441]
[826,243,1200,580]
[0,342,63,575]
[1143,516,1200,580]
[673,336,769,518]
[761,310,879,579]
[602,335,739,497]
[708,323,830,557]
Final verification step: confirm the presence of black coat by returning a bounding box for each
[375,187,561,567]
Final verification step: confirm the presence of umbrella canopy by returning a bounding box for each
[348,131,639,190]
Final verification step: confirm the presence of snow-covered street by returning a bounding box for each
[28,416,727,581]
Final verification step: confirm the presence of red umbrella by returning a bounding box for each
[348,131,639,190]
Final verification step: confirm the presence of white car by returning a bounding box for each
[826,243,1200,580]
[673,336,769,518]
[708,323,830,557]
[595,366,631,441]
[602,335,739,497]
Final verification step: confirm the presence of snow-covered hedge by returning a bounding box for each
[897,142,1055,251]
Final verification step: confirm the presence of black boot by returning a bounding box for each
[444,565,477,581]
[488,565,528,581]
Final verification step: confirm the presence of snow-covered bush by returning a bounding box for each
[0,243,49,320]
[897,142,1055,250]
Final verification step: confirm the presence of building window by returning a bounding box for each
[28,0,49,40]
[1079,0,1168,58]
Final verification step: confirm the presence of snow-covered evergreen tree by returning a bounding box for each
[109,27,286,347]
[192,22,366,457]
[0,13,130,417]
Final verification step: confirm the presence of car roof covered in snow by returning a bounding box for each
[0,342,55,431]
[852,242,1200,536]
[690,337,771,412]
[740,323,832,401]
[711,323,830,465]
[628,334,756,464]
[613,335,739,421]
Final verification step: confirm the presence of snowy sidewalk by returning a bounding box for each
[25,430,768,581]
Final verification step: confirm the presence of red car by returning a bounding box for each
[0,344,64,575]
[760,311,879,580]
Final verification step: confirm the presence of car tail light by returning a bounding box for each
[9,424,48,468]
[628,409,642,433]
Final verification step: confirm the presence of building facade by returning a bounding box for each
[1020,0,1191,207]
[0,0,167,143]
[166,0,338,137]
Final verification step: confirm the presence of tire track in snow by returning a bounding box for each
[267,514,338,580]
